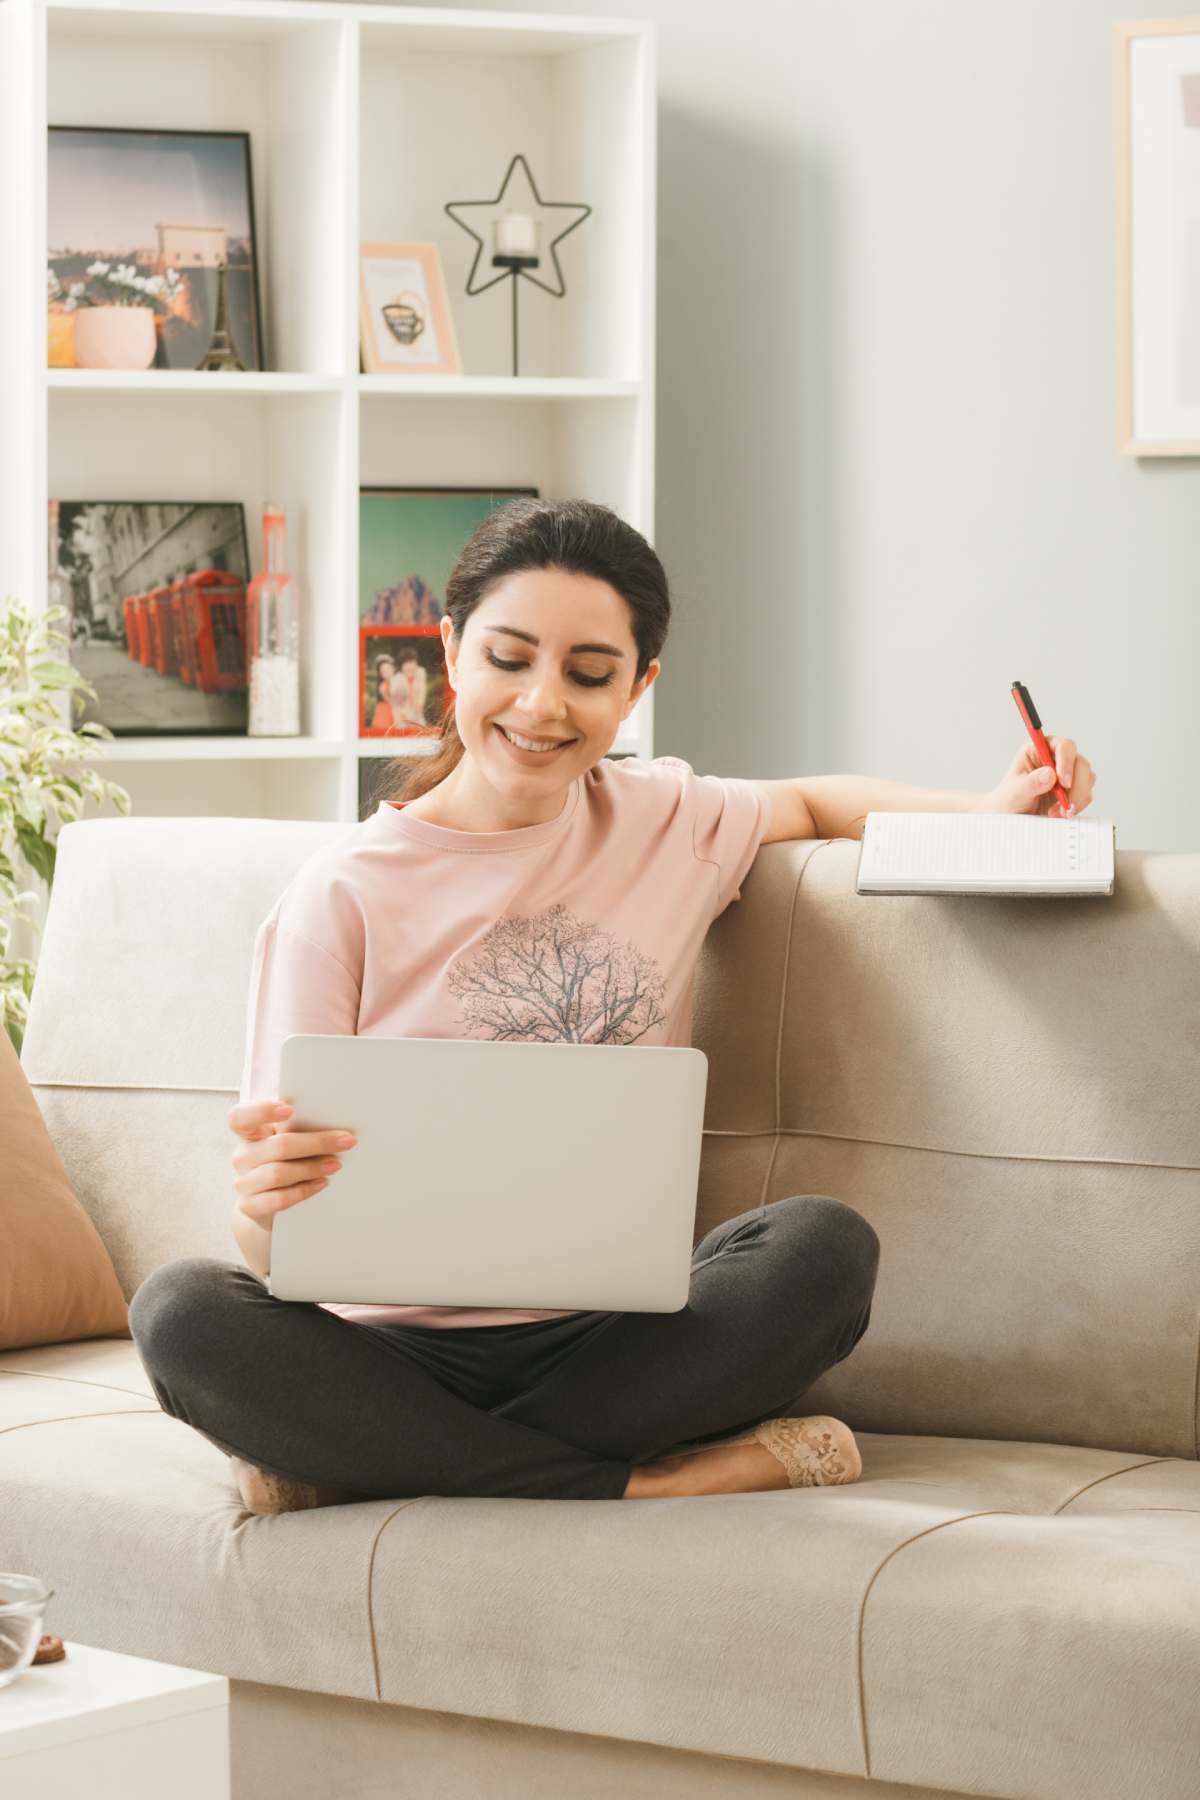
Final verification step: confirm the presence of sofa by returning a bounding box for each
[4,813,1199,1800]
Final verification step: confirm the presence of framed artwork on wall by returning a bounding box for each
[358,486,537,739]
[48,500,251,736]
[1113,19,1200,454]
[48,126,264,373]
[359,242,462,375]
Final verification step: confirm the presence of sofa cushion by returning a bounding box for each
[0,1336,399,1699]
[1,1338,1196,1800]
[0,1028,129,1348]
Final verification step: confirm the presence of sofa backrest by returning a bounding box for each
[692,838,1200,1462]
[21,817,357,1307]
[20,817,1200,1460]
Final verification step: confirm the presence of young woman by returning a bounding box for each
[129,498,1095,1514]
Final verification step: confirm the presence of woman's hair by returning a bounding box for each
[376,497,671,807]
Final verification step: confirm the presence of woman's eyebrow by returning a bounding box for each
[483,624,625,658]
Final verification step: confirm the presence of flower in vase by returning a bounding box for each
[50,260,186,313]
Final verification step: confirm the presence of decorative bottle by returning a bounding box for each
[246,503,300,736]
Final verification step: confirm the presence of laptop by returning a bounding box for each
[268,1035,710,1313]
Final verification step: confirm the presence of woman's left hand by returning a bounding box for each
[977,735,1097,820]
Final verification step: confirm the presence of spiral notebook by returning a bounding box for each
[855,811,1116,896]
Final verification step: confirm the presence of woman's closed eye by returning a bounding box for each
[483,648,614,688]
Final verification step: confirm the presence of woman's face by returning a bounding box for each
[441,568,659,792]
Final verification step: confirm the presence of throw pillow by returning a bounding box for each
[0,1026,130,1348]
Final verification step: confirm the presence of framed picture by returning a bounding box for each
[361,626,446,737]
[1114,20,1200,453]
[48,500,251,737]
[359,241,461,374]
[358,486,537,739]
[48,126,264,372]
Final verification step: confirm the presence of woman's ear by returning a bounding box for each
[626,658,661,714]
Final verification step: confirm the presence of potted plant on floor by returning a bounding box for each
[0,594,131,1056]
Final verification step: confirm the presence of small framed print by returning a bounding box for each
[1114,19,1200,452]
[360,625,446,738]
[359,241,462,375]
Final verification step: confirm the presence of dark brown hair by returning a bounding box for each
[375,497,671,807]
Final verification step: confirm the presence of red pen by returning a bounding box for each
[1011,681,1073,814]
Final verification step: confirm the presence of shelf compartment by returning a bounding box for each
[49,384,349,743]
[46,4,354,376]
[358,18,650,383]
[65,748,347,822]
[359,389,647,534]
[359,387,653,752]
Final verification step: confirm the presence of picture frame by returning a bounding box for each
[361,625,445,738]
[1114,19,1200,453]
[48,500,252,737]
[359,241,462,375]
[358,486,537,740]
[48,125,265,373]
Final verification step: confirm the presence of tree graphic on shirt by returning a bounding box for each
[446,902,669,1044]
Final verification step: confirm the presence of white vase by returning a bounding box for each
[73,304,157,371]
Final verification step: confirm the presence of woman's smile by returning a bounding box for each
[494,723,579,760]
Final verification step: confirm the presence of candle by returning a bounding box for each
[494,212,539,257]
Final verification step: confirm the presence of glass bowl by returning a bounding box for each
[0,1574,54,1689]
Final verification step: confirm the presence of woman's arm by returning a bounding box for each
[753,731,1094,845]
[751,775,979,845]
[797,775,981,842]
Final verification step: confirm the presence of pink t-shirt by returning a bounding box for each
[238,754,769,1328]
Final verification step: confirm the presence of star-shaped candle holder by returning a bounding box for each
[444,152,591,377]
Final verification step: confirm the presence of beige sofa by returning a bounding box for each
[5,814,1199,1800]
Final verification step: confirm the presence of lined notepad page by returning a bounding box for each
[857,812,1114,892]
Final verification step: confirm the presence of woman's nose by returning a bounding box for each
[521,674,570,719]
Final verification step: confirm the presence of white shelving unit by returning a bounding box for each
[0,0,657,828]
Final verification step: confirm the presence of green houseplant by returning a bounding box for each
[0,594,131,1057]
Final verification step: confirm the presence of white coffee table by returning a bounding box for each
[0,1639,229,1798]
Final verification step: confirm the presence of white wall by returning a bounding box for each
[370,0,1200,852]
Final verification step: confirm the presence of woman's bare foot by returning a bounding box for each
[230,1454,365,1515]
[623,1441,790,1499]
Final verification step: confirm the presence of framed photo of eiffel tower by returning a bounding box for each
[48,125,265,373]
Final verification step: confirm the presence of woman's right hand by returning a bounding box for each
[228,1101,356,1229]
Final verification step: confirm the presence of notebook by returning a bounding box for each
[855,812,1116,896]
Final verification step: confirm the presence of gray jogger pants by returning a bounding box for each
[128,1192,880,1502]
